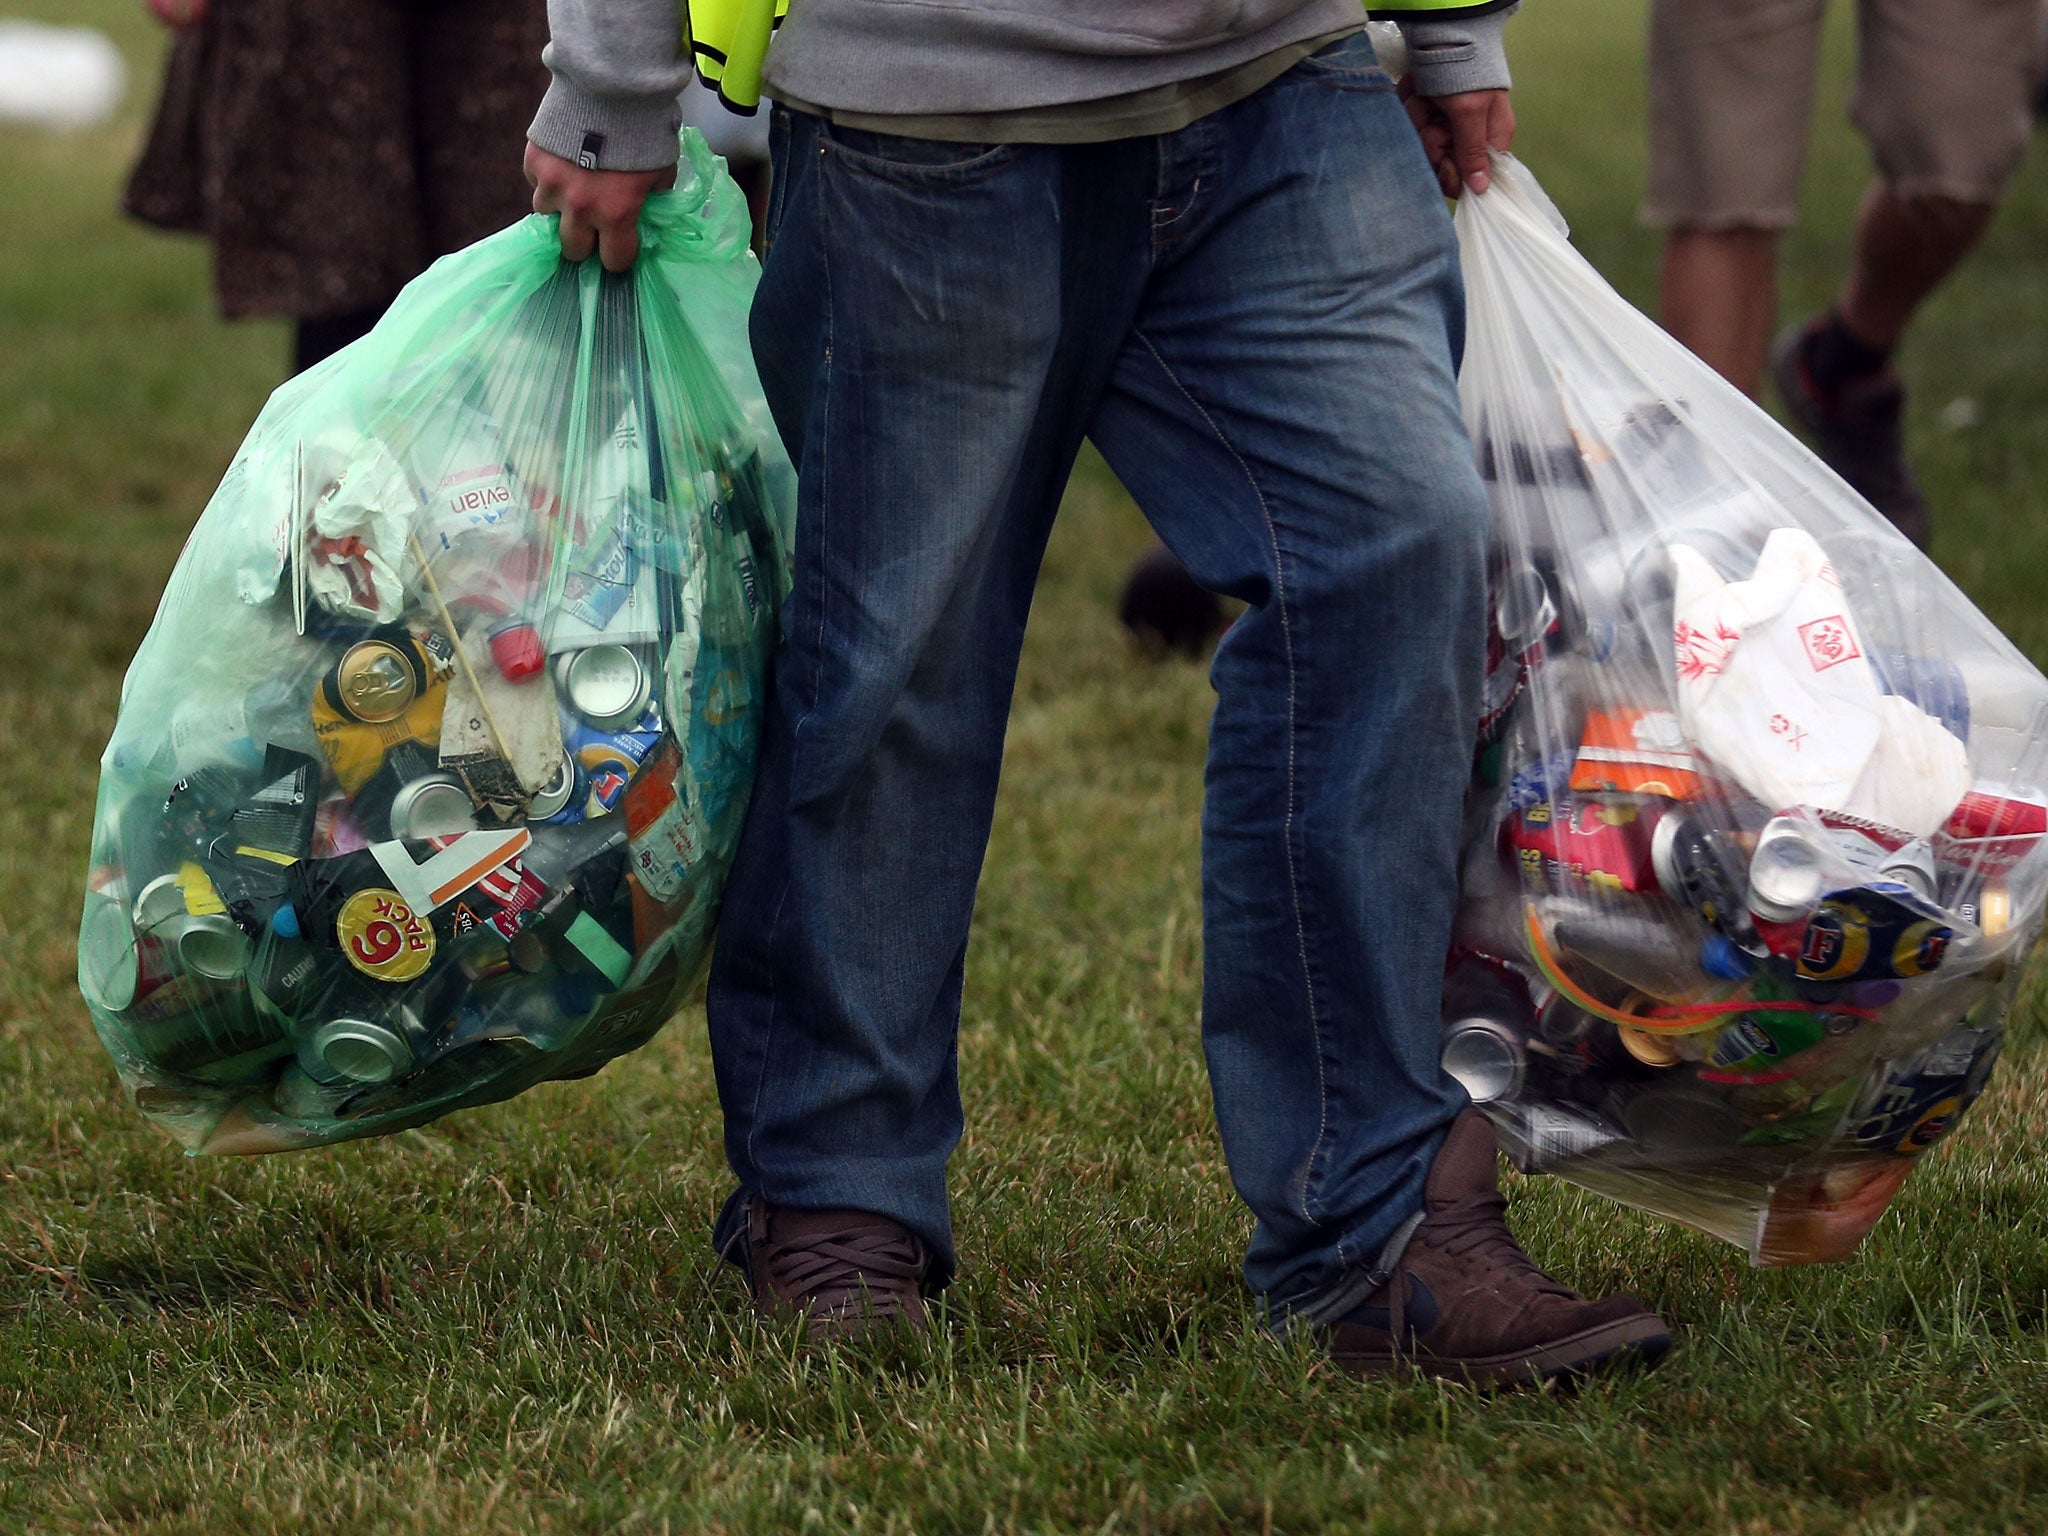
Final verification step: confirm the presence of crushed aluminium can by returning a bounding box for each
[1650,809,1759,949]
[1795,886,1955,984]
[528,747,583,824]
[1851,1027,2001,1154]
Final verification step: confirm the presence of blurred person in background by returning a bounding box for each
[2038,0,2048,118]
[126,0,549,374]
[1647,0,2042,549]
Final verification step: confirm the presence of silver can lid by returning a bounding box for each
[391,774,479,840]
[176,914,252,981]
[132,872,188,933]
[79,895,142,1012]
[311,1017,414,1085]
[1440,1018,1525,1104]
[1647,808,1689,897]
[527,748,578,821]
[1748,817,1826,922]
[557,645,649,727]
[1876,838,1939,902]
[1494,566,1555,650]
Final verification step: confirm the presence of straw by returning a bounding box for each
[1519,904,1877,1034]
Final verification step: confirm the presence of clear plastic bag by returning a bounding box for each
[1447,156,2048,1263]
[77,131,794,1155]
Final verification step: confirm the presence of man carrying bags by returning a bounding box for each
[524,0,1673,1385]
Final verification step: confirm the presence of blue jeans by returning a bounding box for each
[707,34,1486,1308]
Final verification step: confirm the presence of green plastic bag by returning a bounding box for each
[77,131,793,1154]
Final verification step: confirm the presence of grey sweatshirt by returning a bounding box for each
[532,1,1516,173]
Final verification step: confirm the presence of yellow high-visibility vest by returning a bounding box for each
[681,0,1512,114]
[683,0,788,114]
[1365,0,1518,12]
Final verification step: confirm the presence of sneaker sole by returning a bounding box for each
[1331,1313,1674,1389]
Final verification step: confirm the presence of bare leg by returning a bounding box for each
[1757,182,1989,549]
[1835,185,1994,349]
[1659,226,1779,398]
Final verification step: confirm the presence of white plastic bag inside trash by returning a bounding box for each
[227,428,419,624]
[1671,527,1969,836]
[304,436,418,624]
[0,22,125,131]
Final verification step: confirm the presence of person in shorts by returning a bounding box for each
[1646,0,2042,548]
[522,0,1676,1386]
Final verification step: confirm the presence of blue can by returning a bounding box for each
[1852,1027,2001,1153]
[530,747,586,826]
[567,709,663,817]
[1795,884,1954,984]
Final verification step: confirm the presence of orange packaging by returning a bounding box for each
[622,738,700,948]
[1569,706,1705,800]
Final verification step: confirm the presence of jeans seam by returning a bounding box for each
[1132,325,1331,1229]
[747,163,836,1181]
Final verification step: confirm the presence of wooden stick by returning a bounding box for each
[408,533,512,765]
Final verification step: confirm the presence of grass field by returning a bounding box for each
[4,2,2047,1531]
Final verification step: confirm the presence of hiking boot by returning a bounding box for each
[1297,1111,1672,1386]
[1771,319,1931,548]
[740,1198,933,1340]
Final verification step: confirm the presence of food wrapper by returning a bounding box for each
[1671,528,1969,836]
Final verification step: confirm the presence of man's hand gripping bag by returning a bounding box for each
[1448,156,2047,1264]
[77,132,794,1154]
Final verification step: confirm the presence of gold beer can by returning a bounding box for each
[1617,1023,1684,1068]
[331,640,421,724]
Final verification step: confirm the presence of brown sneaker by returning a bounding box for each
[1299,1111,1672,1387]
[740,1199,933,1340]
[1771,319,1931,549]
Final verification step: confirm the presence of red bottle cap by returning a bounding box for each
[489,622,545,682]
[1751,914,1807,959]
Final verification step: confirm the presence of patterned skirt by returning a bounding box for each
[125,0,550,320]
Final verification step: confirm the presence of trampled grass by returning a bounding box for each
[3,2,2046,1531]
